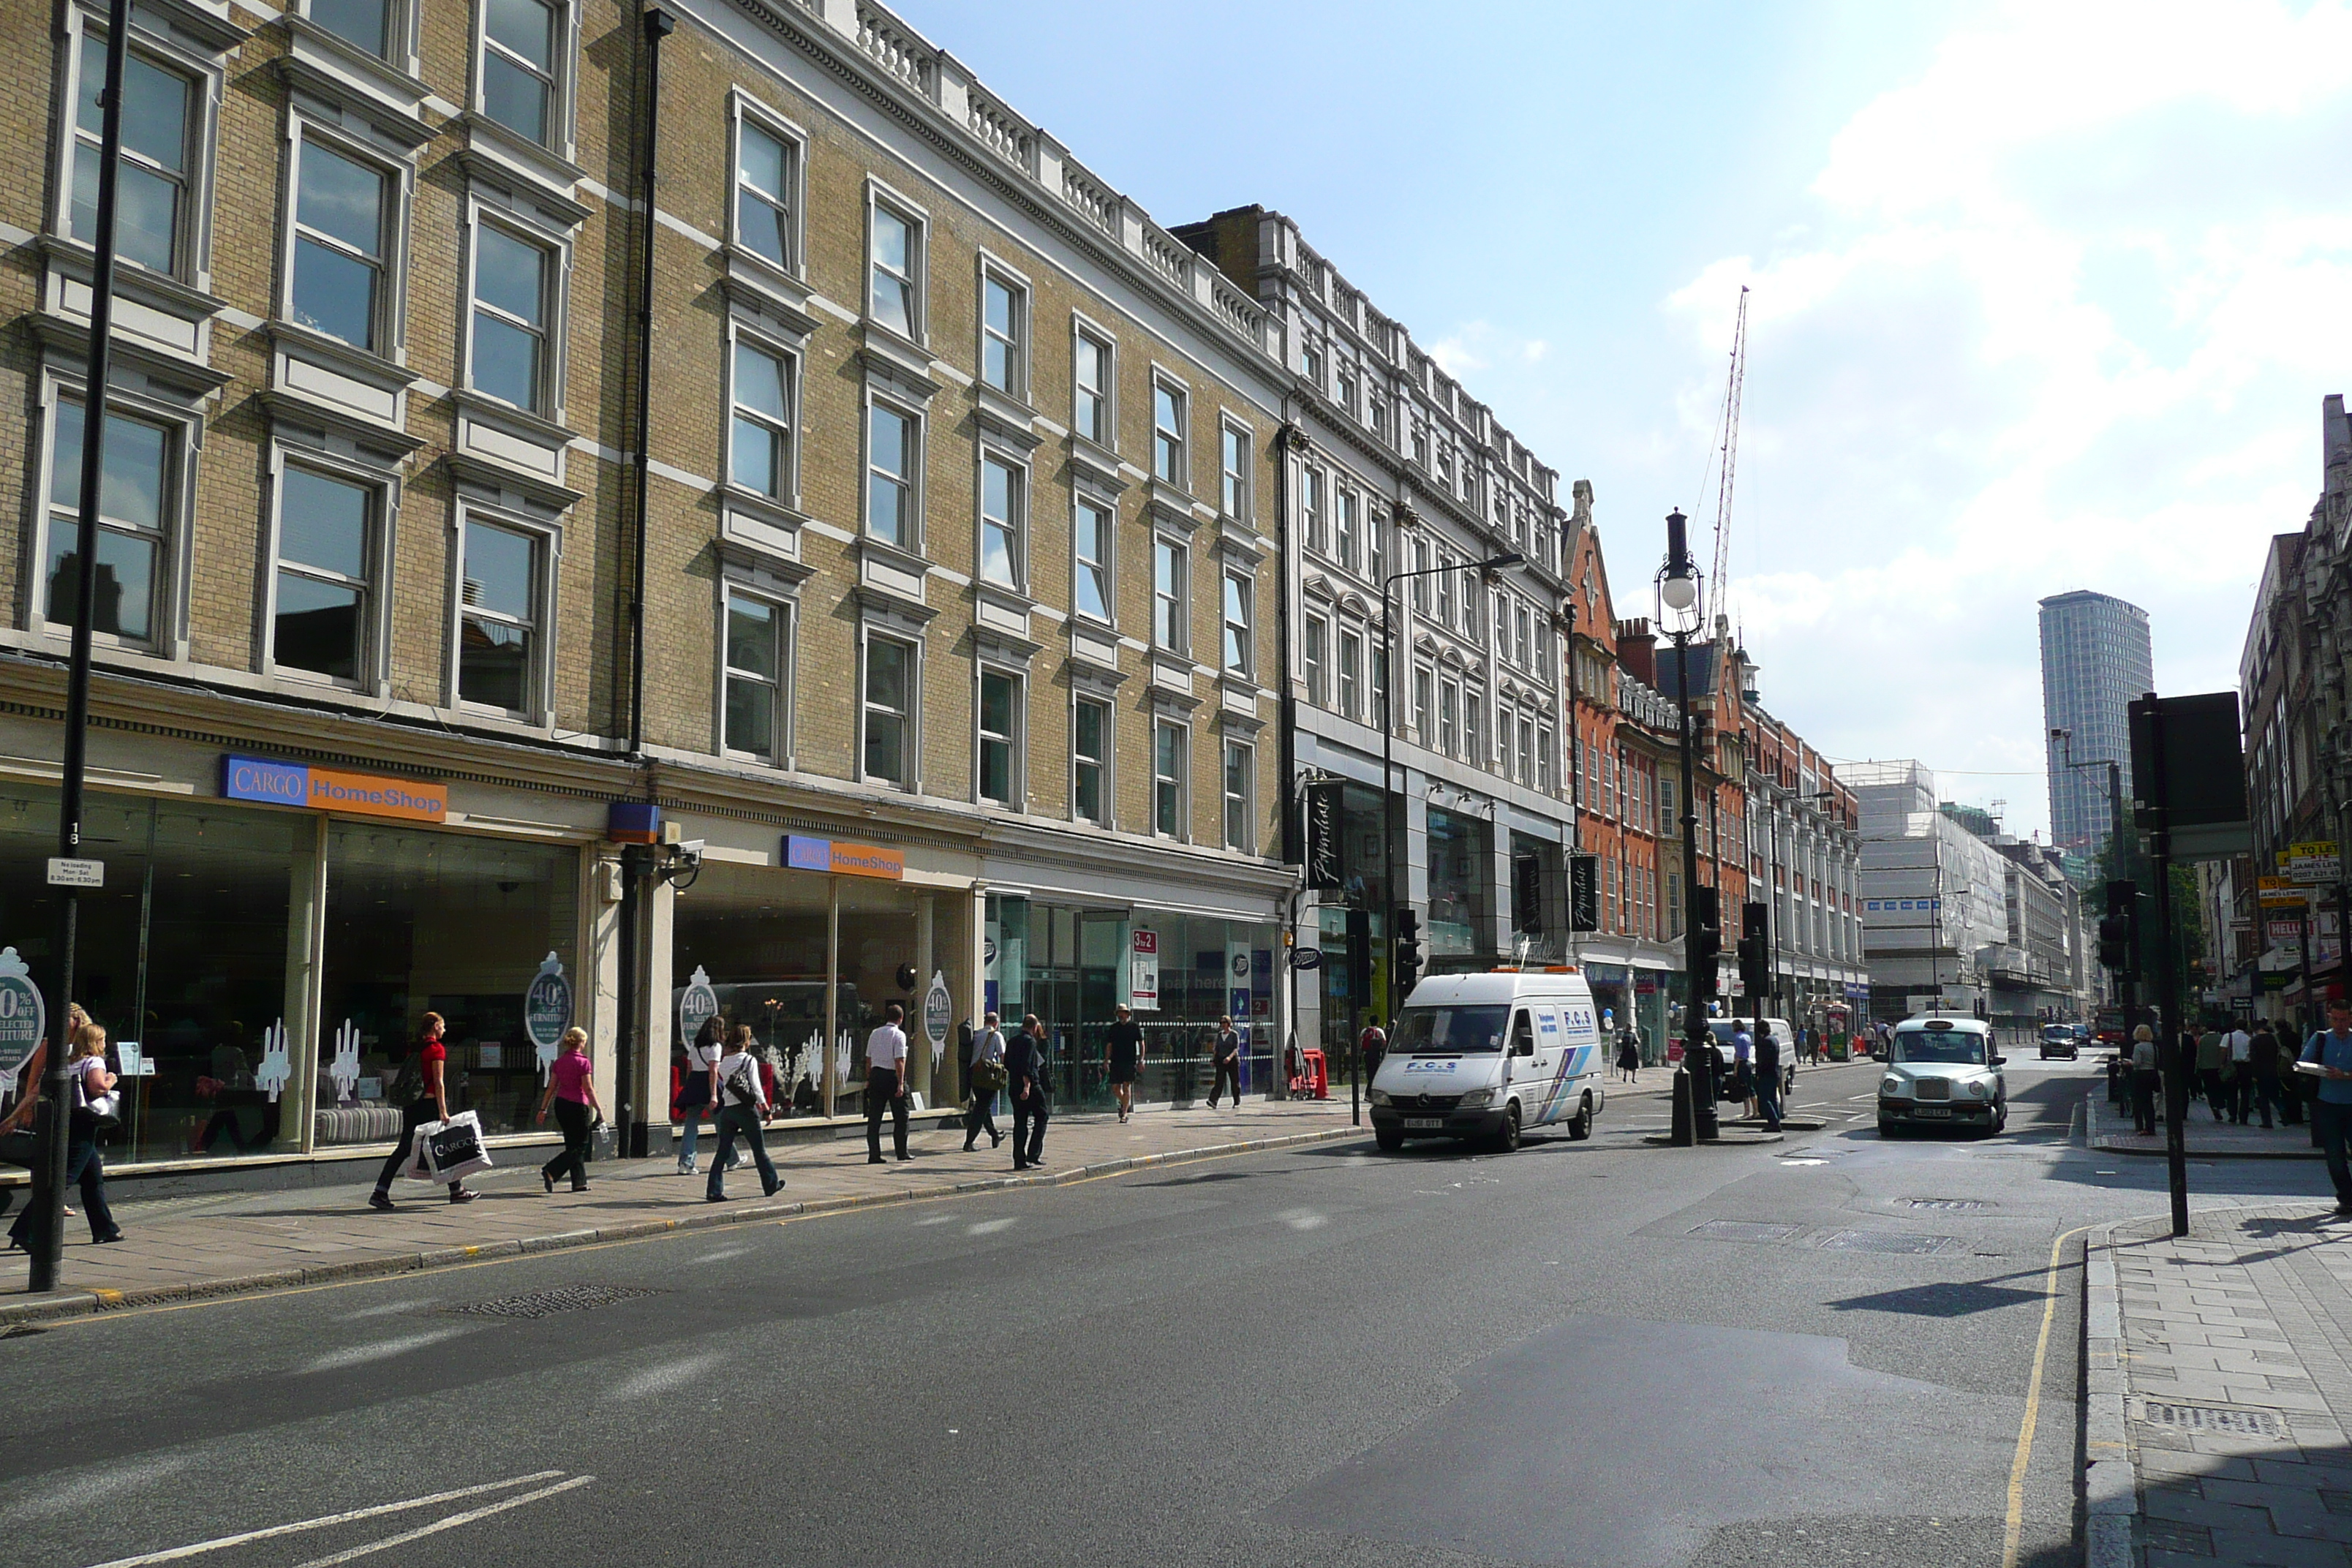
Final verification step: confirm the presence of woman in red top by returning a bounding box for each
[535,1027,602,1193]
[368,1012,476,1210]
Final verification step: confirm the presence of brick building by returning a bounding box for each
[0,0,1300,1175]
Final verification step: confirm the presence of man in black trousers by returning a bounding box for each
[1006,1014,1049,1170]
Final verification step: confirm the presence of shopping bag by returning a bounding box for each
[421,1112,493,1184]
[397,1122,438,1183]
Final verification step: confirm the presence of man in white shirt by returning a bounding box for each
[2224,1022,2254,1123]
[865,1002,912,1165]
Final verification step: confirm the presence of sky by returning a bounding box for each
[895,0,2352,840]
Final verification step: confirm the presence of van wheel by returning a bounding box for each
[1492,1104,1522,1154]
[1374,1127,1404,1153]
[1566,1097,1593,1141]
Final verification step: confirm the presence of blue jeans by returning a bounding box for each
[706,1107,779,1199]
[1754,1074,1782,1128]
[676,1104,708,1166]
[2313,1100,2352,1205]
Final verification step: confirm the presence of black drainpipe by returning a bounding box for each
[615,5,673,1160]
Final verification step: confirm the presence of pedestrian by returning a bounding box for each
[1752,1020,1783,1132]
[368,1012,477,1211]
[1359,1014,1387,1081]
[706,1023,782,1202]
[535,1027,601,1194]
[4,1019,124,1254]
[2130,1024,2160,1135]
[1616,1030,1640,1085]
[1007,1013,1049,1170]
[964,1011,1006,1152]
[1208,1015,1243,1109]
[674,1016,721,1176]
[2299,998,2352,1215]
[1104,1003,1143,1123]
[2195,1022,2228,1120]
[1732,1020,1755,1118]
[864,1002,912,1164]
[2249,1022,2281,1130]
[2224,1021,2254,1123]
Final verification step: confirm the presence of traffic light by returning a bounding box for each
[1738,900,1771,1001]
[1394,906,1423,996]
[1689,884,1722,1000]
[2098,879,2138,976]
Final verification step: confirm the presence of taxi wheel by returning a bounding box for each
[1566,1098,1593,1141]
[1878,1117,1898,1138]
[1493,1104,1522,1154]
[1374,1126,1404,1153]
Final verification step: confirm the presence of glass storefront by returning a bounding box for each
[1426,807,1493,958]
[316,822,579,1144]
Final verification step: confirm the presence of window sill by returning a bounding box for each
[720,246,821,339]
[973,382,1042,451]
[275,28,435,148]
[456,117,592,228]
[856,320,943,402]
[1144,478,1199,533]
[1066,434,1125,490]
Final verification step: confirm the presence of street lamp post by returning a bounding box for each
[1377,546,1524,1121]
[1659,510,1717,1145]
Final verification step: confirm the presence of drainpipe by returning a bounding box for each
[614,5,673,1159]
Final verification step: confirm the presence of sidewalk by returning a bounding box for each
[2086,1204,2352,1568]
[2088,1092,2325,1159]
[1,1098,1360,1325]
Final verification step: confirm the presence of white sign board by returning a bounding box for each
[923,969,951,1064]
[45,857,103,888]
[0,946,45,1094]
[1130,930,1160,1011]
[677,964,719,1047]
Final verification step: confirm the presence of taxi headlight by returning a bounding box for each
[1368,1088,1391,1107]
[1880,1075,1908,1098]
[1456,1088,1496,1110]
[1968,1080,1990,1098]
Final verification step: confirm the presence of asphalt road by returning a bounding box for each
[3,1055,2340,1568]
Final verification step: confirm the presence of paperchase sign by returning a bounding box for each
[223,755,448,823]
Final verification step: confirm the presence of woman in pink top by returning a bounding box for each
[535,1028,603,1194]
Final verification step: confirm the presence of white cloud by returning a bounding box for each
[1670,0,2352,838]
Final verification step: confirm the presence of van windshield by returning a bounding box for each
[1392,1005,1509,1054]
[1894,1030,1987,1066]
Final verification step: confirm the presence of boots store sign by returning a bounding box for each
[221,755,448,821]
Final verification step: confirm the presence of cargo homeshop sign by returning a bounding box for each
[222,755,448,822]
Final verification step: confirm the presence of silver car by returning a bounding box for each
[1878,1017,2008,1137]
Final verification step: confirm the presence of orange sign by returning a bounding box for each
[305,766,449,823]
[827,841,903,880]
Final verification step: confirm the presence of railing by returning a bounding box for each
[856,3,933,96]
[966,88,1031,169]
[1140,225,1192,288]
[1059,157,1118,237]
[1210,272,1259,339]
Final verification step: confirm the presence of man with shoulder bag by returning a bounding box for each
[964,1011,1006,1152]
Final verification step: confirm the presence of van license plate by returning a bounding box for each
[1403,1117,1444,1130]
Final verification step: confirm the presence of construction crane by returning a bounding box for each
[1704,286,1749,611]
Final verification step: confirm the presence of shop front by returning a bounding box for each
[0,745,600,1171]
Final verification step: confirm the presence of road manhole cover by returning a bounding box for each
[2138,1403,2288,1438]
[446,1284,663,1319]
[1817,1229,1956,1255]
[1898,1197,1989,1213]
[1687,1220,1802,1244]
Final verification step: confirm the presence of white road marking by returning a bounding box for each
[692,1245,749,1264]
[605,1352,723,1400]
[966,1217,1018,1235]
[913,1214,954,1226]
[14,1454,194,1521]
[84,1472,568,1567]
[1275,1207,1327,1231]
[334,1300,434,1322]
[295,1328,468,1375]
[285,1475,595,1567]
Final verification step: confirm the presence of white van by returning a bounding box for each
[1368,969,1607,1153]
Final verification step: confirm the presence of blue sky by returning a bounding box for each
[897,0,2352,840]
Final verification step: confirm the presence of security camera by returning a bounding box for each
[674,839,706,870]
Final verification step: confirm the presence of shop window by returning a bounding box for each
[469,220,551,413]
[978,667,1019,807]
[478,0,562,146]
[1073,497,1112,622]
[979,454,1022,589]
[1073,696,1109,826]
[734,109,797,271]
[319,821,578,1143]
[862,634,914,788]
[1223,739,1252,853]
[723,591,788,764]
[1154,720,1187,840]
[44,397,171,647]
[287,129,394,353]
[272,464,375,684]
[69,34,195,276]
[457,516,543,715]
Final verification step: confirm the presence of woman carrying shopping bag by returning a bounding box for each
[536,1028,602,1193]
[368,1012,477,1211]
[706,1025,782,1202]
[4,1019,124,1253]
